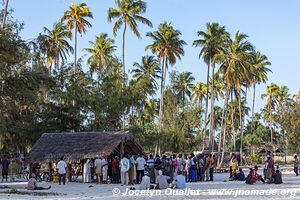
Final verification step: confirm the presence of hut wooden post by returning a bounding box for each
[81,160,84,183]
[66,163,71,182]
[120,141,124,158]
[49,162,53,182]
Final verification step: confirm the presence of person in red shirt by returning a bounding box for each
[111,156,119,184]
[251,165,265,184]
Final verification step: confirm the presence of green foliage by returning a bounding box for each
[248,154,263,164]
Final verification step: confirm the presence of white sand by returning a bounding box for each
[1,170,300,200]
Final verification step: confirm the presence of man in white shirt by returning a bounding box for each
[120,155,130,185]
[139,171,150,190]
[136,154,146,184]
[56,157,67,185]
[101,157,108,183]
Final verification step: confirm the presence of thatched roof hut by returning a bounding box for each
[28,131,143,163]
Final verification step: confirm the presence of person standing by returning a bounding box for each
[185,155,191,182]
[198,154,205,181]
[102,156,108,183]
[94,156,103,184]
[146,154,155,183]
[1,155,9,182]
[294,155,299,176]
[111,156,119,184]
[56,157,67,185]
[209,154,215,181]
[204,154,210,181]
[178,154,186,175]
[136,154,146,184]
[120,155,130,186]
[190,153,197,182]
[172,154,179,177]
[83,159,92,183]
[266,155,274,183]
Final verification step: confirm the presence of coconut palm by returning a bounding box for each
[108,0,152,88]
[37,22,73,72]
[61,2,93,73]
[193,22,229,150]
[1,0,9,30]
[146,22,186,127]
[174,72,195,106]
[251,51,271,120]
[191,82,207,139]
[215,31,254,165]
[132,55,161,96]
[261,83,280,153]
[84,33,117,84]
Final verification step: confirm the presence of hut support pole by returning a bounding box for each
[49,162,53,182]
[120,142,124,158]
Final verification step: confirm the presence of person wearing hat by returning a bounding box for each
[139,171,151,190]
[155,170,169,189]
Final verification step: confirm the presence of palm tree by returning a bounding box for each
[193,22,229,150]
[37,22,73,72]
[84,33,116,84]
[191,82,207,142]
[251,51,271,121]
[215,31,254,166]
[261,83,280,153]
[1,0,9,30]
[146,22,186,128]
[132,55,161,96]
[61,2,93,73]
[108,0,152,88]
[175,72,195,106]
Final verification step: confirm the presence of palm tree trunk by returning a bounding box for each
[202,62,210,151]
[210,65,215,152]
[217,87,230,167]
[122,23,127,89]
[252,84,256,120]
[1,0,9,31]
[251,84,256,132]
[74,25,77,75]
[158,56,167,150]
[239,91,243,162]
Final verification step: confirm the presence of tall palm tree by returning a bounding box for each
[61,2,93,73]
[84,33,117,84]
[191,82,207,141]
[37,22,73,72]
[261,83,280,153]
[108,0,152,89]
[132,55,161,96]
[215,31,254,165]
[193,22,229,150]
[1,0,9,30]
[251,51,271,120]
[175,72,195,106]
[146,22,186,128]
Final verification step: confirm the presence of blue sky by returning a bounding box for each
[9,0,300,112]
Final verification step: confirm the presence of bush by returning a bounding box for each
[248,154,263,164]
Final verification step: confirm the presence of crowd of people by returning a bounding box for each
[80,153,218,186]
[1,152,296,190]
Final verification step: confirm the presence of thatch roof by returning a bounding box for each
[28,131,143,163]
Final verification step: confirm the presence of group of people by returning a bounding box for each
[228,153,283,185]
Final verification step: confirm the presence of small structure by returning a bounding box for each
[28,131,143,163]
[27,131,143,181]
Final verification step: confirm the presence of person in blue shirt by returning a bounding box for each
[174,171,187,189]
